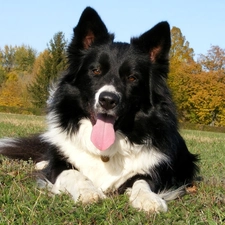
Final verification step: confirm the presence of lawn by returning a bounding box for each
[0,112,225,224]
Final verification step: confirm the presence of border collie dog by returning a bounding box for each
[0,7,198,213]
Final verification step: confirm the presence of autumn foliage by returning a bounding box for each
[168,27,225,126]
[0,28,225,127]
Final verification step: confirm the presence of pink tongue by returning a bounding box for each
[91,114,116,151]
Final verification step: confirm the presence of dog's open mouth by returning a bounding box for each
[91,114,116,151]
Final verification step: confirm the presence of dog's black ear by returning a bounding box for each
[73,7,113,49]
[131,22,171,63]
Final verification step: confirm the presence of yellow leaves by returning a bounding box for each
[31,50,49,80]
[169,27,225,127]
[6,71,18,82]
[0,76,32,109]
[186,73,225,125]
[0,81,23,107]
[169,68,225,126]
[186,184,198,194]
[170,26,194,63]
[198,45,225,71]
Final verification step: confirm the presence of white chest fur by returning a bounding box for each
[42,118,168,192]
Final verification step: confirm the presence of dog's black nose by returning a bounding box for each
[99,92,119,110]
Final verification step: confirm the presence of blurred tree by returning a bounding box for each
[170,26,195,63]
[14,45,37,73]
[28,32,67,109]
[186,72,225,126]
[31,50,49,80]
[0,45,16,73]
[168,26,202,121]
[0,66,7,87]
[198,45,225,71]
[0,45,37,111]
[0,45,36,73]
[0,80,27,108]
[48,32,67,77]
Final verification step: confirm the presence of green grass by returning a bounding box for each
[0,112,225,224]
[0,112,45,137]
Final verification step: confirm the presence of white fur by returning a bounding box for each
[35,160,49,170]
[46,84,57,105]
[41,116,169,199]
[0,138,17,148]
[94,85,119,109]
[127,180,168,212]
[50,170,106,203]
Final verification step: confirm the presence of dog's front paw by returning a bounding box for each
[79,187,106,204]
[130,190,167,213]
[128,180,168,213]
[49,170,106,204]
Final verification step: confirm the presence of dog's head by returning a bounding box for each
[50,7,173,151]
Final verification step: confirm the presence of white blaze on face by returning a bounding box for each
[94,85,118,109]
[91,85,119,151]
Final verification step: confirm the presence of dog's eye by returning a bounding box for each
[127,75,137,82]
[92,68,101,76]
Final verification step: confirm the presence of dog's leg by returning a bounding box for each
[127,180,168,213]
[46,169,106,204]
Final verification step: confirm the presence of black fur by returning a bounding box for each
[0,7,199,198]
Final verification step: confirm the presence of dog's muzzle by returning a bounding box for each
[99,91,119,110]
